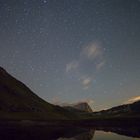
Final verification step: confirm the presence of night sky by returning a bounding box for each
[0,0,140,111]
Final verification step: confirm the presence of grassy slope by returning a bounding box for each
[0,67,80,120]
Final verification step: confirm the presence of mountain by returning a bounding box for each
[0,67,80,120]
[71,102,93,113]
[92,100,140,118]
[63,102,93,113]
[1,66,139,123]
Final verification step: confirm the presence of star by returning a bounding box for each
[0,0,139,111]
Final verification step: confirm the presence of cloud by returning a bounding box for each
[81,77,92,89]
[73,99,95,107]
[96,60,105,70]
[124,96,140,104]
[81,99,94,105]
[81,42,105,71]
[81,42,102,60]
[66,60,79,72]
[65,41,105,90]
[82,77,91,86]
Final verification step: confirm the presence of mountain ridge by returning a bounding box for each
[92,100,140,119]
[0,67,81,120]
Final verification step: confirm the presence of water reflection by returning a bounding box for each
[58,129,94,140]
[0,124,140,140]
[58,127,140,140]
[96,127,140,138]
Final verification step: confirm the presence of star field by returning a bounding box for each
[0,0,140,110]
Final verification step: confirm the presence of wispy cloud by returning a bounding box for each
[65,41,105,89]
[96,60,105,70]
[124,96,140,104]
[81,42,102,60]
[77,99,94,106]
[81,42,105,72]
[66,60,79,72]
[81,77,92,89]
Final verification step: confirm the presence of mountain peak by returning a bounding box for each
[72,102,93,113]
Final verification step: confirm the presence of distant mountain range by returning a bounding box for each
[0,66,140,122]
[92,100,140,119]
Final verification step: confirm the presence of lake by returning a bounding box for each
[58,127,140,140]
[0,123,140,140]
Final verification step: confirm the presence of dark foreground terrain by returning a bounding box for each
[0,66,140,140]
